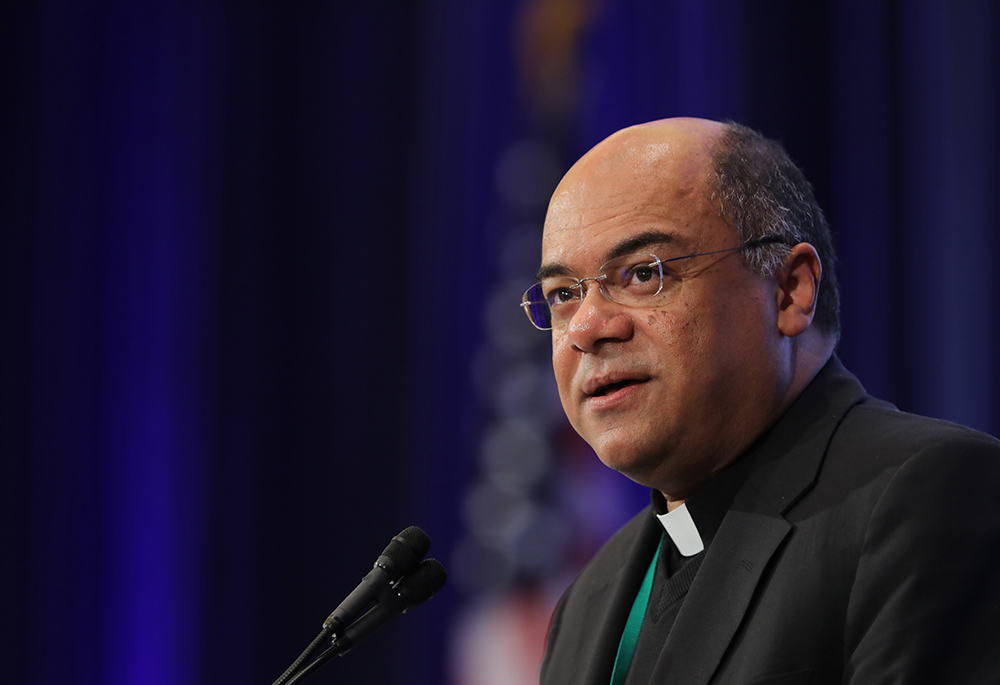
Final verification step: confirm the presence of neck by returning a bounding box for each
[664,495,684,512]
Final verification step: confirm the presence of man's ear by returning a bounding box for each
[776,242,822,338]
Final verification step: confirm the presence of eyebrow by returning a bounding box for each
[536,230,677,280]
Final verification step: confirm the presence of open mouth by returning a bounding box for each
[591,379,645,397]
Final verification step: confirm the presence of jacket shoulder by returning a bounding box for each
[838,397,1000,459]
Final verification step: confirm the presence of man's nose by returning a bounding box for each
[565,285,633,353]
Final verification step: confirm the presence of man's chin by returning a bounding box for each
[593,445,664,487]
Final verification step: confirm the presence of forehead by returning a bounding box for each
[541,133,732,270]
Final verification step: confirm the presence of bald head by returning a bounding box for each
[569,117,727,170]
[544,119,733,269]
[550,118,724,215]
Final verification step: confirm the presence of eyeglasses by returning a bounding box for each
[520,236,786,330]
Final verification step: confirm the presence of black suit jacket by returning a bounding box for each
[540,357,1000,684]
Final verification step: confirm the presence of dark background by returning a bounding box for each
[2,2,997,684]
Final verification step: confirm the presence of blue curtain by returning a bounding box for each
[2,2,996,684]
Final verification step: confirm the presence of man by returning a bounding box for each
[524,118,1000,684]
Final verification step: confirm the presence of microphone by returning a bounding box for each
[280,559,448,685]
[322,526,430,635]
[330,558,448,656]
[271,526,432,685]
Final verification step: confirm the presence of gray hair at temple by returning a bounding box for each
[709,122,841,338]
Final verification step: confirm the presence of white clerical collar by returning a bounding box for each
[655,502,705,557]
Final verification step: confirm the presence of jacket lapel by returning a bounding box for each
[652,490,792,684]
[575,515,664,685]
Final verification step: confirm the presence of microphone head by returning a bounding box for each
[398,558,448,611]
[376,526,431,579]
[330,557,449,657]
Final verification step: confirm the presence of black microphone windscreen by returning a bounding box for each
[399,558,448,610]
[377,526,431,577]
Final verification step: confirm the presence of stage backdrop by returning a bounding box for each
[2,2,996,684]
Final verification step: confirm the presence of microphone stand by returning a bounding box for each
[271,627,335,685]
[280,642,342,685]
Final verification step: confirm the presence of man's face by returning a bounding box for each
[541,121,787,500]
